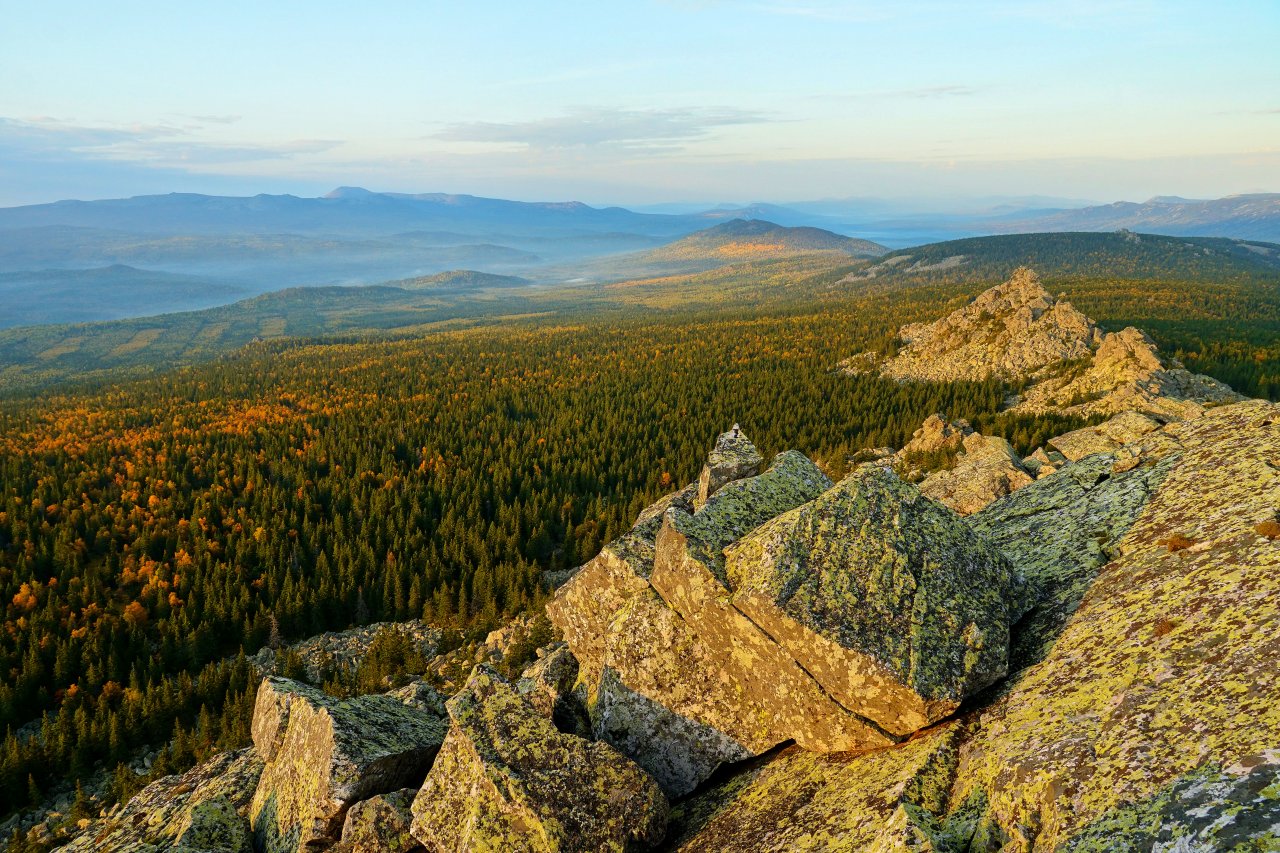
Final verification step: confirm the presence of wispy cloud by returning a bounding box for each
[432,107,772,151]
[0,117,340,168]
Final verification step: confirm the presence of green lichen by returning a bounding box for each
[411,665,668,852]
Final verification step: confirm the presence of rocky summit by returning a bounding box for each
[57,336,1280,851]
[843,267,1244,419]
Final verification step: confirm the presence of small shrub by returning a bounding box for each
[1160,533,1196,553]
[1254,520,1280,540]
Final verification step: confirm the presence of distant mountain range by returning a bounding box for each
[5,229,1277,393]
[989,194,1280,242]
[0,188,1276,333]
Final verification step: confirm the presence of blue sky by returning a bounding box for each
[1,0,1276,206]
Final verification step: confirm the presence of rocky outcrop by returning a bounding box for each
[862,267,1102,383]
[895,415,1036,515]
[250,619,440,683]
[332,788,421,853]
[410,665,667,852]
[60,748,262,853]
[551,429,1030,797]
[918,432,1034,515]
[695,425,763,507]
[249,677,447,853]
[674,400,1280,851]
[1047,408,1163,461]
[725,466,1025,735]
[669,724,969,852]
[843,268,1245,420]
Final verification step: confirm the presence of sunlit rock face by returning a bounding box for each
[248,676,446,853]
[844,267,1245,419]
[410,665,668,853]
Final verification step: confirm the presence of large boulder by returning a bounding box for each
[725,465,1025,735]
[410,665,668,853]
[696,426,764,507]
[591,587,888,797]
[60,748,262,853]
[249,676,447,853]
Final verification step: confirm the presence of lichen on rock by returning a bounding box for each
[410,664,668,852]
[332,788,421,853]
[60,748,262,853]
[725,465,1025,735]
[249,676,447,853]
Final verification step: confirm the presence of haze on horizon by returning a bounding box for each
[1,0,1277,209]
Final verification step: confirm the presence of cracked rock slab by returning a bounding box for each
[726,466,1025,735]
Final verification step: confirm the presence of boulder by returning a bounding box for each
[726,466,1025,735]
[333,788,421,853]
[669,724,969,853]
[593,587,851,797]
[917,431,1034,515]
[249,677,447,853]
[410,665,668,853]
[656,450,832,587]
[545,484,695,695]
[59,748,262,853]
[516,643,591,737]
[696,426,764,506]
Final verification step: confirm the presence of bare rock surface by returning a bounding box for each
[249,676,447,853]
[918,430,1034,515]
[410,665,667,853]
[674,400,1280,852]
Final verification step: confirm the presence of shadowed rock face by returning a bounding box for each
[516,643,591,738]
[332,788,420,853]
[249,676,447,853]
[725,466,1025,735]
[410,665,668,853]
[59,748,262,853]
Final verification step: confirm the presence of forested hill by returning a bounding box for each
[650,219,887,259]
[845,231,1280,285]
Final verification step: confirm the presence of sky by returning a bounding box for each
[1,0,1277,207]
